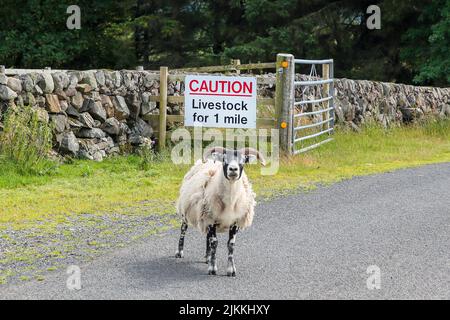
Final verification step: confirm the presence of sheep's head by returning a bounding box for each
[204,147,266,181]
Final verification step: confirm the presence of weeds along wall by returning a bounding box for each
[0,69,449,161]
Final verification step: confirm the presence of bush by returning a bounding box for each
[0,105,55,175]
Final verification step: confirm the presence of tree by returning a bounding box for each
[133,0,211,69]
[400,0,450,86]
[0,0,136,69]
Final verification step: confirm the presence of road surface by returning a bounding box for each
[1,163,449,299]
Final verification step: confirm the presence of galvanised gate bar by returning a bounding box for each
[292,58,335,155]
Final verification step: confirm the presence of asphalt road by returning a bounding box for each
[1,163,449,299]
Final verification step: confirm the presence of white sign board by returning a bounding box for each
[184,75,257,129]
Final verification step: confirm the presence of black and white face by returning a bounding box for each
[222,150,245,181]
[211,150,254,181]
[207,147,263,181]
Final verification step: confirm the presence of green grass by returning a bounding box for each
[0,152,184,230]
[0,120,449,231]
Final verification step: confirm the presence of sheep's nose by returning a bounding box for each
[229,167,238,172]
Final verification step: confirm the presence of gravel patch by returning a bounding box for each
[0,203,178,285]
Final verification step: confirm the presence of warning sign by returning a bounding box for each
[184,75,257,129]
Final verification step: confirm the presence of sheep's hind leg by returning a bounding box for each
[227,225,239,277]
[207,225,218,275]
[175,221,188,258]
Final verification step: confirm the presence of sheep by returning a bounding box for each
[175,147,266,276]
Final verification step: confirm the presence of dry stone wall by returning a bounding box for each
[0,69,449,160]
[332,78,450,128]
[0,70,164,161]
[260,73,450,129]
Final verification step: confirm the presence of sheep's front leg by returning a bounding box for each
[205,232,211,264]
[227,225,239,277]
[175,221,188,258]
[207,224,218,275]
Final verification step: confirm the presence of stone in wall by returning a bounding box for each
[60,131,79,155]
[112,95,130,120]
[0,84,17,100]
[101,118,121,135]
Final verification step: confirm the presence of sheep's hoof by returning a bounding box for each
[227,264,236,277]
[227,266,236,277]
[175,250,184,258]
[208,265,217,275]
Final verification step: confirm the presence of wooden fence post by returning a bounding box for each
[322,63,330,132]
[231,59,241,74]
[159,66,168,150]
[275,53,295,155]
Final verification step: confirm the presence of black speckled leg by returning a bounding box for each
[227,225,239,277]
[205,232,211,263]
[175,221,188,258]
[207,224,218,275]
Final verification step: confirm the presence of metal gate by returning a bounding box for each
[291,59,334,154]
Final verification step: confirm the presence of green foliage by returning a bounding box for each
[400,0,450,86]
[0,0,136,69]
[0,106,55,175]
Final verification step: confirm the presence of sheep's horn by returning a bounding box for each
[203,146,229,162]
[239,147,266,166]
